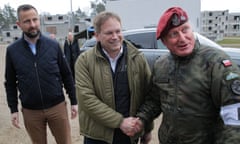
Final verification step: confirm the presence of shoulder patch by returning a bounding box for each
[231,80,240,95]
[226,72,240,80]
[222,59,232,67]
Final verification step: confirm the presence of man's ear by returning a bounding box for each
[16,21,20,27]
[94,32,99,41]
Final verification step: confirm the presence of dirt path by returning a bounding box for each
[0,44,161,144]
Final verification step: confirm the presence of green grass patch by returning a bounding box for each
[216,37,240,48]
[217,37,240,45]
[217,39,240,44]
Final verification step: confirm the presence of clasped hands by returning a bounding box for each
[120,117,143,136]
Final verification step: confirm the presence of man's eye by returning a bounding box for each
[116,30,121,34]
[105,32,112,35]
[24,21,30,24]
[168,32,178,38]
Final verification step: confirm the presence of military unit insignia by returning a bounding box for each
[222,59,232,67]
[231,80,240,95]
[171,14,181,26]
[226,72,239,80]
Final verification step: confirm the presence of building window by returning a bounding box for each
[6,32,11,37]
[58,16,63,20]
[47,16,52,20]
[85,18,91,22]
[209,12,212,16]
[46,26,56,34]
[74,25,79,33]
[13,25,18,29]
[233,25,239,30]
[209,20,212,23]
[234,16,240,21]
[208,27,212,31]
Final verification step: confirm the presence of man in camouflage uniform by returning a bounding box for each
[134,7,240,144]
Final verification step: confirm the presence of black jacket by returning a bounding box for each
[63,39,80,75]
[5,34,77,113]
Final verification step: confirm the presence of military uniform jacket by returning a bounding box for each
[137,39,240,144]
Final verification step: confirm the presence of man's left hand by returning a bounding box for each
[71,105,78,119]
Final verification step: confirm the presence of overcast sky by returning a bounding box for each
[201,0,240,12]
[0,0,92,14]
[0,0,239,15]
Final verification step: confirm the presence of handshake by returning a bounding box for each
[119,117,151,144]
[120,117,143,136]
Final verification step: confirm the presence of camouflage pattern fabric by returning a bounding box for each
[137,40,240,144]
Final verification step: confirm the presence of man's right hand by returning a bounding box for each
[120,117,143,136]
[11,112,20,128]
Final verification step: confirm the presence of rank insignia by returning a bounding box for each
[222,59,232,67]
[231,80,240,95]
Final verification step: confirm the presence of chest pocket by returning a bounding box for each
[154,73,170,95]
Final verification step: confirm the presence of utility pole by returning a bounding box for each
[69,0,73,32]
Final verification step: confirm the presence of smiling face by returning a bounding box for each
[95,17,123,55]
[16,8,40,39]
[162,22,195,57]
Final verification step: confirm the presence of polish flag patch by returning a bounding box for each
[222,59,232,67]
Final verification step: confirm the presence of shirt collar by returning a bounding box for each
[102,46,123,61]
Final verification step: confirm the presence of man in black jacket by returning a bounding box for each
[4,4,78,144]
[64,32,80,78]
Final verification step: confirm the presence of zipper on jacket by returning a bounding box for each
[34,62,45,109]
[174,60,180,113]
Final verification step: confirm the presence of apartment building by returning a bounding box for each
[201,10,240,41]
[40,14,70,39]
[2,24,22,43]
[1,14,90,44]
[226,12,240,37]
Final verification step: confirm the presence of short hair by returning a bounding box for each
[17,4,38,20]
[93,11,121,34]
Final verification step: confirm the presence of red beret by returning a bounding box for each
[156,7,188,40]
